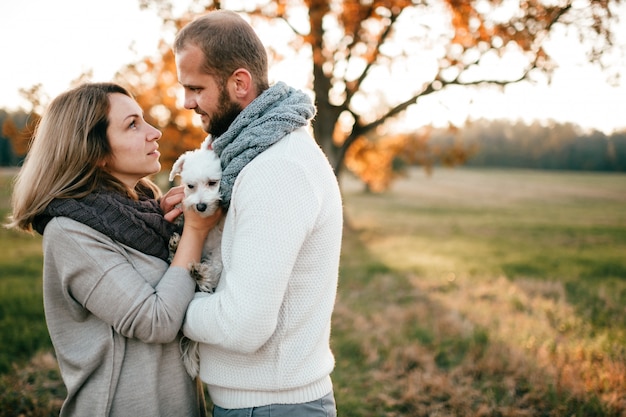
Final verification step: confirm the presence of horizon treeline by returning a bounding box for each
[2,107,626,172]
[431,119,626,172]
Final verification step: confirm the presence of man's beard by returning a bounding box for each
[206,84,243,137]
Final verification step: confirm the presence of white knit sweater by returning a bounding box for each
[183,127,343,408]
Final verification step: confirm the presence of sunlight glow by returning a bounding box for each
[1,0,625,135]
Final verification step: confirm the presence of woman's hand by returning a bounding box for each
[170,206,223,269]
[161,186,185,223]
[182,206,223,236]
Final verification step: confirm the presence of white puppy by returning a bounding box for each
[170,146,222,219]
[168,142,223,378]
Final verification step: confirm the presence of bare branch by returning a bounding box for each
[345,11,401,104]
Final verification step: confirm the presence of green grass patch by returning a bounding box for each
[0,221,49,375]
[2,168,626,416]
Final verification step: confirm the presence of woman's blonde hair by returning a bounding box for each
[7,82,162,232]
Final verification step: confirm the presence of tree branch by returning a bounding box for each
[345,11,401,105]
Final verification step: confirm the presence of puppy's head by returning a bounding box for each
[169,148,222,217]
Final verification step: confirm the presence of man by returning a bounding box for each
[174,10,343,417]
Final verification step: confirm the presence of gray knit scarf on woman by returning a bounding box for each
[211,81,316,210]
[33,189,179,262]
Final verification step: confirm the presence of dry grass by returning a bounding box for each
[332,168,626,416]
[2,167,626,416]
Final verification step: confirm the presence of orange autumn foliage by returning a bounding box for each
[5,0,620,193]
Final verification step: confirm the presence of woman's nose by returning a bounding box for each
[148,125,162,141]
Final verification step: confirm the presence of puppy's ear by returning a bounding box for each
[169,155,186,181]
[200,135,213,150]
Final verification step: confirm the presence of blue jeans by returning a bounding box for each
[212,391,337,417]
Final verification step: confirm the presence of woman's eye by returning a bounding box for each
[129,120,136,129]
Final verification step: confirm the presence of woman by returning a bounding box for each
[7,83,220,416]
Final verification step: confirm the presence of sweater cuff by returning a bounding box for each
[207,376,333,409]
[182,293,211,343]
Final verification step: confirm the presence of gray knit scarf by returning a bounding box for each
[211,81,316,210]
[33,189,180,262]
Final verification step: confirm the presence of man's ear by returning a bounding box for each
[230,68,253,101]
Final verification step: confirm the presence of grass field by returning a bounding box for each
[1,167,626,416]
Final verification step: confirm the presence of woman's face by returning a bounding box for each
[104,93,162,188]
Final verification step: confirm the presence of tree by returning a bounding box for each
[2,113,39,162]
[135,0,622,188]
[7,1,623,188]
[1,84,47,162]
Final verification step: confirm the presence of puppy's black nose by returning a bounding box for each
[196,203,208,212]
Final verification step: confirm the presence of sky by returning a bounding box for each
[2,0,626,135]
[0,0,163,109]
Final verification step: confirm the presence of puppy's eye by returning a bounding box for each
[208,181,218,187]
[187,184,195,190]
